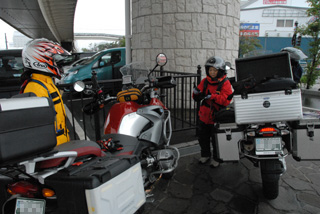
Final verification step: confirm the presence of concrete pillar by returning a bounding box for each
[131,0,240,77]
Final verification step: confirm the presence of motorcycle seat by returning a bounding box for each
[37,140,105,169]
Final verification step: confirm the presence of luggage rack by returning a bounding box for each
[19,151,77,184]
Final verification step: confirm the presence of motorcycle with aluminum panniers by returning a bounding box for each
[213,52,320,200]
[0,54,179,213]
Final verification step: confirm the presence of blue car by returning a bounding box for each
[61,47,126,85]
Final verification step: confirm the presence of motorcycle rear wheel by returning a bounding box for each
[260,159,283,200]
[261,179,279,200]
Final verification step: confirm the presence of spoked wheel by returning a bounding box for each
[260,159,284,200]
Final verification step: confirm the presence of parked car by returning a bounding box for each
[60,47,125,86]
[60,52,96,68]
[63,57,90,73]
[0,49,23,98]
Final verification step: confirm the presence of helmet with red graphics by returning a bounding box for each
[22,38,70,79]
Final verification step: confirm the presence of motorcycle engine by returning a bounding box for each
[152,149,175,171]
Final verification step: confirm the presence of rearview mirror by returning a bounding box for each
[73,81,85,92]
[225,62,233,70]
[156,53,167,67]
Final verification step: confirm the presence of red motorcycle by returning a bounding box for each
[76,53,180,191]
[0,53,179,214]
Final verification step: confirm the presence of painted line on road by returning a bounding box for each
[64,104,91,141]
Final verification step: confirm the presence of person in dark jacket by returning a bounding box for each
[281,47,307,84]
[193,56,233,168]
[290,59,303,83]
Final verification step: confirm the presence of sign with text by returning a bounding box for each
[263,0,287,4]
[240,23,260,37]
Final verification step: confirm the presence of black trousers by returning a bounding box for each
[197,121,218,160]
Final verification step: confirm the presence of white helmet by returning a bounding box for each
[205,56,226,78]
[22,38,70,79]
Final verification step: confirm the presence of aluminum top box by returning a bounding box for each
[235,52,293,83]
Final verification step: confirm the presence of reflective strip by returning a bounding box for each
[53,99,61,105]
[50,92,59,99]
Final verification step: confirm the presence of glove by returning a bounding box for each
[204,91,211,100]
[193,87,201,95]
[193,92,205,102]
[204,94,211,100]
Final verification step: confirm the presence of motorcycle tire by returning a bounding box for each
[261,179,279,200]
[260,159,283,200]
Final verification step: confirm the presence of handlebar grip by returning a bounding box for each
[155,76,176,88]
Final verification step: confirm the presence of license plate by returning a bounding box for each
[255,137,282,155]
[15,197,46,214]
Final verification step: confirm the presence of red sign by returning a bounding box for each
[263,0,287,4]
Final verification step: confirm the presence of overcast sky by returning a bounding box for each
[0,0,126,50]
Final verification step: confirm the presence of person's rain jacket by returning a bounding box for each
[23,73,69,145]
[193,75,233,124]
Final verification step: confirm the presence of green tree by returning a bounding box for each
[238,36,263,58]
[297,0,320,89]
[81,37,126,52]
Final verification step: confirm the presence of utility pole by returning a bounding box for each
[5,33,8,49]
[292,21,298,47]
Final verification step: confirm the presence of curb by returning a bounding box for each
[301,88,320,96]
[172,140,200,157]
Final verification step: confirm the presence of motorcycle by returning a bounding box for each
[75,53,180,194]
[239,122,288,199]
[0,53,179,214]
[214,55,308,200]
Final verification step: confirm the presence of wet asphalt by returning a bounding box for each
[143,88,320,214]
[143,142,320,214]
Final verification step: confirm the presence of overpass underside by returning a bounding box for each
[0,0,77,51]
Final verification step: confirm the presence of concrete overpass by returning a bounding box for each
[74,33,123,42]
[0,0,77,51]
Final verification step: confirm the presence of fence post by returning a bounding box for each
[196,65,201,136]
[94,112,101,141]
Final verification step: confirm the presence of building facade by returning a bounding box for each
[240,0,310,55]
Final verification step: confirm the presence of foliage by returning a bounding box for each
[238,34,263,58]
[82,36,125,52]
[297,0,320,89]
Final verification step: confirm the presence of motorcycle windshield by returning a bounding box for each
[120,62,149,85]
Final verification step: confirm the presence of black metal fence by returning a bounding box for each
[0,68,202,142]
[55,68,202,141]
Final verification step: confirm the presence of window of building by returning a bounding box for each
[285,19,293,27]
[263,9,307,17]
[277,19,294,27]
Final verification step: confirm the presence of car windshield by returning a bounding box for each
[82,51,104,65]
[0,55,24,79]
[77,58,89,65]
[120,62,149,85]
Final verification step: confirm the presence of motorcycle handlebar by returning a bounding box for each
[83,96,117,115]
[154,76,176,89]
